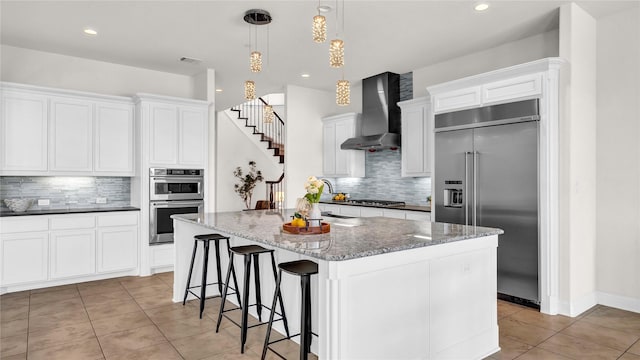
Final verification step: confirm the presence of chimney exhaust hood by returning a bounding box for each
[340,72,401,151]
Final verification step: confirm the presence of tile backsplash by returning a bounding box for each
[1,176,131,210]
[325,150,431,206]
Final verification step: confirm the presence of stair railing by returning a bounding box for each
[266,172,285,209]
[231,97,285,164]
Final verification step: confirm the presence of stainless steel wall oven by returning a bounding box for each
[149,168,204,245]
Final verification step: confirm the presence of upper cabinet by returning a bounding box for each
[136,94,209,168]
[1,90,48,172]
[322,113,365,178]
[431,73,543,114]
[398,97,431,177]
[0,83,135,176]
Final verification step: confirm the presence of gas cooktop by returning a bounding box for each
[345,199,406,207]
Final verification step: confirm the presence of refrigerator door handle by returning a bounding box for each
[473,151,479,226]
[464,151,472,226]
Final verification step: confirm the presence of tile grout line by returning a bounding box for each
[74,284,108,360]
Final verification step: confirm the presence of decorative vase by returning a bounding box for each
[309,203,322,227]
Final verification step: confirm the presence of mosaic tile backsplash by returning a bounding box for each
[324,150,431,206]
[1,177,131,210]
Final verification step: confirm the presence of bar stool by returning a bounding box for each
[261,260,318,360]
[216,244,290,353]
[183,233,241,319]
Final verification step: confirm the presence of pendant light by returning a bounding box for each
[329,0,344,68]
[263,105,274,123]
[312,0,327,43]
[244,80,255,100]
[336,78,350,106]
[243,9,271,99]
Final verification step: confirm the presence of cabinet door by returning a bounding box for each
[178,107,206,166]
[1,92,48,172]
[1,233,48,286]
[50,230,96,279]
[405,211,431,222]
[383,209,406,219]
[322,122,337,176]
[433,87,481,114]
[482,74,542,105]
[334,120,352,176]
[97,226,138,273]
[338,205,361,217]
[149,103,178,165]
[49,98,93,172]
[401,103,430,177]
[95,102,134,174]
[360,207,384,217]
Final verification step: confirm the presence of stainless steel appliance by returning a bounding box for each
[434,99,540,306]
[149,168,204,245]
[345,199,406,207]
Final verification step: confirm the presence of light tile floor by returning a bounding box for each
[1,272,638,360]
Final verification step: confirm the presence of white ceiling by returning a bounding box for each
[1,1,637,110]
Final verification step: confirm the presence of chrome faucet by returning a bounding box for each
[321,178,334,194]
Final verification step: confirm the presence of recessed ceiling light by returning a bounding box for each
[83,28,97,36]
[474,3,489,11]
[317,5,332,13]
[215,89,223,92]
[301,73,311,78]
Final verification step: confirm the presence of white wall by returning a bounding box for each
[215,110,283,212]
[596,7,640,311]
[1,45,195,98]
[284,85,336,208]
[558,3,598,316]
[413,30,559,97]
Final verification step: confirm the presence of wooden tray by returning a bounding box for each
[282,222,330,235]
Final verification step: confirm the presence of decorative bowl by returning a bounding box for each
[4,198,35,212]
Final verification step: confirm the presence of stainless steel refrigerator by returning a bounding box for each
[434,99,540,306]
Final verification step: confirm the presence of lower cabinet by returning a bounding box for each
[97,226,138,273]
[1,232,48,286]
[319,203,431,221]
[50,230,96,279]
[0,211,139,290]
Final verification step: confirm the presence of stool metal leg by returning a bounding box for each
[300,275,311,360]
[253,253,263,322]
[227,242,242,306]
[213,239,223,295]
[270,253,290,337]
[183,240,198,305]
[240,254,253,353]
[216,253,235,332]
[199,240,210,319]
[261,269,283,360]
[304,275,312,354]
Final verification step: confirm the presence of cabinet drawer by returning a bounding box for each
[50,215,95,230]
[339,206,361,217]
[97,212,138,227]
[383,209,406,219]
[405,211,431,222]
[360,207,384,217]
[1,217,49,233]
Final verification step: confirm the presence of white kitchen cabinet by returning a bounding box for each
[432,86,481,113]
[405,211,431,222]
[360,207,384,217]
[482,74,542,105]
[139,94,209,168]
[399,97,431,177]
[50,229,96,279]
[319,204,341,214]
[1,232,48,286]
[94,101,135,175]
[322,113,365,178]
[97,226,138,273]
[383,209,407,219]
[49,97,94,172]
[150,243,174,268]
[339,205,361,218]
[0,91,48,173]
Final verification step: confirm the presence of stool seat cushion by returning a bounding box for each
[195,233,229,241]
[230,244,273,255]
[279,260,319,276]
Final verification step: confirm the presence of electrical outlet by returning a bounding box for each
[38,199,50,206]
[96,197,107,204]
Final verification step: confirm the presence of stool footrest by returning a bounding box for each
[186,282,238,301]
[264,332,319,360]
[221,304,287,330]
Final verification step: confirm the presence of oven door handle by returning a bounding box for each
[151,177,203,183]
[150,200,203,207]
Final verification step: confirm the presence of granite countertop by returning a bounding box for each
[0,206,140,217]
[172,209,502,261]
[320,200,431,212]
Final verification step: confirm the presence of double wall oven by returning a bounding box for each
[149,168,204,245]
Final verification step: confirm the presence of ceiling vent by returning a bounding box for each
[179,56,202,64]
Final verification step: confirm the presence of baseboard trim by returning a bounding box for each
[557,291,598,317]
[597,291,640,313]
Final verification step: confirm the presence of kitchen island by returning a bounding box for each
[172,210,503,359]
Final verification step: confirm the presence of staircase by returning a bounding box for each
[229,97,285,209]
[230,97,285,164]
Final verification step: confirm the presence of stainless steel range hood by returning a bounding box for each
[340,72,401,150]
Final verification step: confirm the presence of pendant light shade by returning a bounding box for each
[313,14,326,43]
[263,105,274,123]
[329,39,344,68]
[244,80,256,100]
[336,79,350,106]
[250,51,262,72]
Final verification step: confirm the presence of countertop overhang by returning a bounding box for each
[0,206,140,217]
[172,209,502,261]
